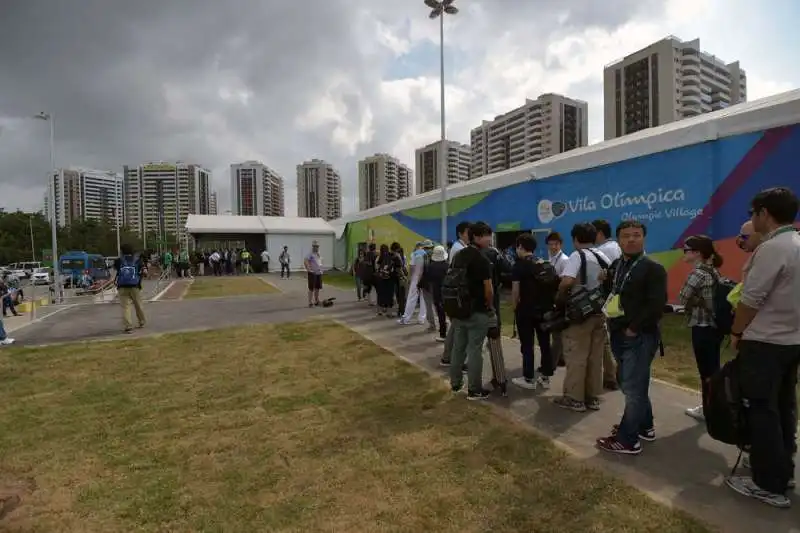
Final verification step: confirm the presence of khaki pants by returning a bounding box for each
[603,334,618,384]
[562,314,605,402]
[119,287,146,330]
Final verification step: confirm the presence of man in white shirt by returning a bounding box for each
[261,249,270,273]
[545,231,569,276]
[400,242,429,325]
[545,231,569,369]
[726,187,799,508]
[552,223,611,413]
[593,219,623,263]
[448,221,471,264]
[593,219,623,390]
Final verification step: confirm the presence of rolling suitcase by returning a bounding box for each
[486,313,507,396]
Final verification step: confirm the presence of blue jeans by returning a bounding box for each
[610,331,659,446]
[450,312,490,392]
[0,315,7,341]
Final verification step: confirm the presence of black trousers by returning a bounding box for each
[516,310,553,379]
[738,340,799,493]
[691,325,723,402]
[395,279,406,315]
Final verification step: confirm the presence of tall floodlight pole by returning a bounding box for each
[34,112,62,303]
[114,173,122,257]
[425,0,458,245]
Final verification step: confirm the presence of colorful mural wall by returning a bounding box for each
[346,125,800,301]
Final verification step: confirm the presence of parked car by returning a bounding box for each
[31,267,52,285]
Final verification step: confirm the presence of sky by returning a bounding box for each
[0,0,798,218]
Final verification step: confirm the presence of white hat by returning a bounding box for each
[431,245,447,262]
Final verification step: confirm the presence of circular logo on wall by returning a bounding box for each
[537,199,554,224]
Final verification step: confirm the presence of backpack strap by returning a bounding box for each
[577,250,588,285]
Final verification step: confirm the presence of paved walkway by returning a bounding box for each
[4,273,798,532]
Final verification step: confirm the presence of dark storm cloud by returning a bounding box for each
[0,0,670,214]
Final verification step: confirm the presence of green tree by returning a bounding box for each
[0,210,145,265]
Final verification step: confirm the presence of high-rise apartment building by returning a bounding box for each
[358,153,412,211]
[123,161,212,239]
[45,168,124,227]
[296,159,342,220]
[414,140,470,194]
[209,191,218,215]
[470,93,589,179]
[603,36,747,140]
[230,161,286,216]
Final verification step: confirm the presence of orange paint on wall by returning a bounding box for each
[665,237,752,302]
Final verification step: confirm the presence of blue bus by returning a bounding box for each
[59,251,110,287]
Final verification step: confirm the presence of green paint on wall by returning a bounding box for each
[403,192,489,220]
[496,222,521,232]
[346,216,427,266]
[648,249,683,270]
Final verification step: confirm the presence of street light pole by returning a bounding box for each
[35,112,62,303]
[425,0,458,245]
[115,173,122,257]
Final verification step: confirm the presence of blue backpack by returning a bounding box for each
[117,255,141,288]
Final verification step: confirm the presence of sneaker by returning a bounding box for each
[685,405,705,421]
[418,320,426,326]
[397,318,411,325]
[511,376,538,390]
[725,476,791,508]
[467,389,491,401]
[536,375,551,389]
[612,424,656,442]
[586,397,601,411]
[435,336,446,343]
[0,338,15,346]
[789,478,796,490]
[490,379,508,397]
[552,396,586,412]
[596,436,642,455]
[439,359,451,367]
[123,329,133,335]
[741,453,750,469]
[451,382,464,393]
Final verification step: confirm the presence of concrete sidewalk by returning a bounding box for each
[270,273,800,533]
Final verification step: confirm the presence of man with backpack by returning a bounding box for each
[724,187,799,508]
[552,223,611,412]
[440,221,471,366]
[442,221,495,400]
[115,243,146,334]
[510,233,559,390]
[595,220,667,456]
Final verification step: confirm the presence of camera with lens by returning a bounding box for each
[541,308,569,333]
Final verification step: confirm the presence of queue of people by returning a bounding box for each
[346,186,798,509]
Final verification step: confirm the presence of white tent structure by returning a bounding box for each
[185,215,336,271]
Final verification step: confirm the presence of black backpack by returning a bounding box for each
[701,266,736,335]
[442,254,473,320]
[530,259,559,310]
[705,358,750,448]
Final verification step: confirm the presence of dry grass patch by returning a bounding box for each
[0,322,710,532]
[184,276,278,299]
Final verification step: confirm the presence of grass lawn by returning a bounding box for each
[184,276,279,299]
[322,270,357,290]
[0,322,709,532]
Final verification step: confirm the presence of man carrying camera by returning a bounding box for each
[551,223,610,412]
[596,220,667,455]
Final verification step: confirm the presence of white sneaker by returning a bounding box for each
[536,375,551,389]
[435,336,446,343]
[397,318,410,325]
[685,405,705,421]
[512,376,538,390]
[0,338,15,346]
[742,453,750,469]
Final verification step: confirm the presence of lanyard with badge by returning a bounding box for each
[602,256,644,318]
